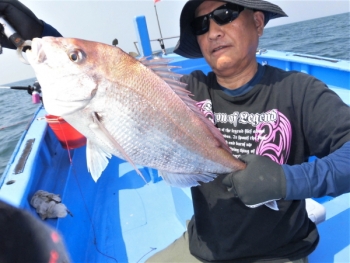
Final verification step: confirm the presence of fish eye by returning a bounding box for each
[68,49,85,63]
[70,53,78,61]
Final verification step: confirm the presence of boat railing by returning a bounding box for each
[133,35,179,57]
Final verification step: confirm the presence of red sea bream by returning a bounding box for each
[26,37,245,187]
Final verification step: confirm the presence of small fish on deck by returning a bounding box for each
[25,37,246,188]
[31,190,72,220]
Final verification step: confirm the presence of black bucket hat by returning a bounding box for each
[174,0,287,58]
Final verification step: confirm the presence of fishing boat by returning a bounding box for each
[0,15,349,263]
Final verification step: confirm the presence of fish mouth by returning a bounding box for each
[26,38,47,64]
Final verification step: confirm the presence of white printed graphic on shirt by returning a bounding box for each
[196,101,292,164]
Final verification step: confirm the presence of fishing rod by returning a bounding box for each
[0,16,31,63]
[0,16,41,104]
[0,81,42,104]
[0,16,25,48]
[0,82,42,131]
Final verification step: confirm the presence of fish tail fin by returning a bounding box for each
[245,200,279,211]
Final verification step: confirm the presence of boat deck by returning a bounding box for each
[0,107,193,262]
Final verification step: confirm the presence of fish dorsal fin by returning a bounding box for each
[140,57,231,154]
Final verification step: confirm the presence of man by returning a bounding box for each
[146,0,350,262]
[1,0,349,262]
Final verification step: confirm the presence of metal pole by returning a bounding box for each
[154,4,166,55]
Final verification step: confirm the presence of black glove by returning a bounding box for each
[222,154,287,206]
[0,0,43,49]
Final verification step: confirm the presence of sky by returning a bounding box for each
[0,0,349,86]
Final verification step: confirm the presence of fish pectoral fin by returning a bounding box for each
[86,139,112,182]
[158,171,217,188]
[90,112,148,184]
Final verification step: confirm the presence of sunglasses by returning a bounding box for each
[191,3,245,35]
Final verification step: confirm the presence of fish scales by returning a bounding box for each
[76,43,236,173]
[91,79,231,173]
[26,37,245,187]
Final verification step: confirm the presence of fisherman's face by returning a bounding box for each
[195,1,264,78]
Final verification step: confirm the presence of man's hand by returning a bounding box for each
[222,154,287,206]
[0,0,43,49]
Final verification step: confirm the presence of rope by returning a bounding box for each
[57,118,72,163]
[56,117,117,261]
[71,165,118,262]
